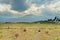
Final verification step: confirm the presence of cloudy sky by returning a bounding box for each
[0,0,60,22]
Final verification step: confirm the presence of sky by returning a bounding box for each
[0,0,60,22]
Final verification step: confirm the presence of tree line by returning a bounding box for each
[47,16,60,22]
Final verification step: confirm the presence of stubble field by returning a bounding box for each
[0,23,60,40]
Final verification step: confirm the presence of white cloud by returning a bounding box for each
[0,0,60,16]
[46,1,60,13]
[26,0,60,14]
[24,4,45,15]
[0,3,44,16]
[25,0,60,15]
[0,4,26,16]
[0,4,11,12]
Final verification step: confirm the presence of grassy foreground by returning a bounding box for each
[0,23,60,40]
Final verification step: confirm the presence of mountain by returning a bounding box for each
[4,14,42,22]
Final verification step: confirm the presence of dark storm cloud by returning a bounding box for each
[11,0,28,12]
[0,0,28,12]
[0,0,12,4]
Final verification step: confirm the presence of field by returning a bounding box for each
[0,23,60,40]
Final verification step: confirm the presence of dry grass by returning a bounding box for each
[0,23,60,40]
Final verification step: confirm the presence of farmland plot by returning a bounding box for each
[0,23,60,40]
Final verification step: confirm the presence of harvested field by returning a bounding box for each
[0,23,60,40]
